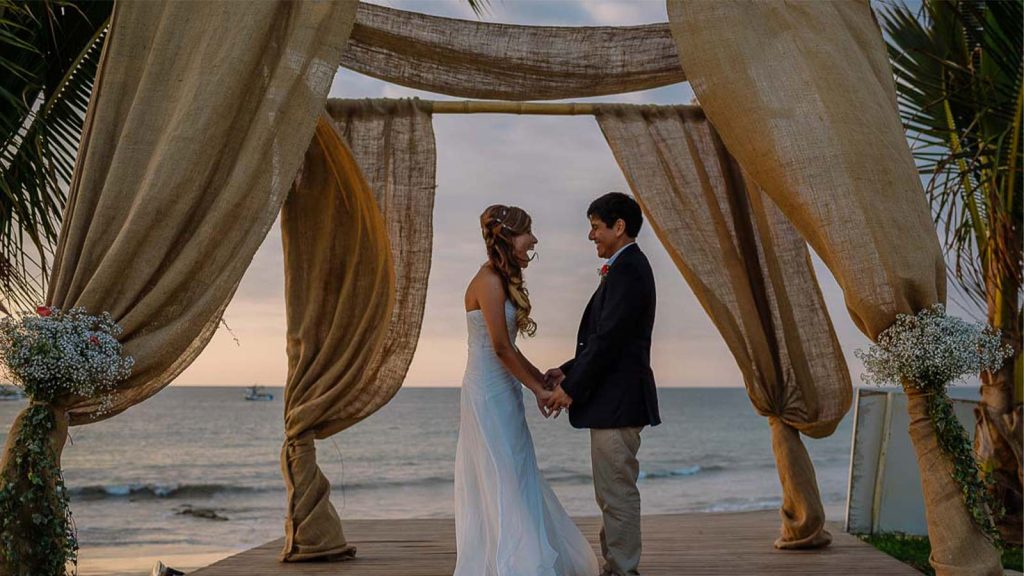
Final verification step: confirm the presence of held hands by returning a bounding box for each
[534,387,571,419]
[545,385,572,417]
[543,367,565,390]
[535,388,555,418]
[534,368,571,419]
[537,368,571,418]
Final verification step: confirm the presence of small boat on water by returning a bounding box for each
[243,384,273,401]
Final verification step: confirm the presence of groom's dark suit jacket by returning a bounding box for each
[560,243,661,429]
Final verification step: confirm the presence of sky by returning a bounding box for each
[174,0,965,389]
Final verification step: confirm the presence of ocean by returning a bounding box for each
[0,387,857,575]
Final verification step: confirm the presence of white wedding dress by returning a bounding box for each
[454,300,599,576]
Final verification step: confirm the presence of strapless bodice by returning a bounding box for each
[466,300,517,352]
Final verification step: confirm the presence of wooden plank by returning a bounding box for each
[191,511,920,575]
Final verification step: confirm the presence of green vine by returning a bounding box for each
[924,388,1004,546]
[0,404,78,576]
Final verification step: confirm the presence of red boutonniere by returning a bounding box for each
[598,264,610,279]
[36,306,52,317]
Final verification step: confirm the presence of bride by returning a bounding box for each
[454,204,599,576]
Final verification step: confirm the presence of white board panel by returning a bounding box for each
[846,389,978,536]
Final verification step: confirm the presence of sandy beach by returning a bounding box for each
[79,545,233,576]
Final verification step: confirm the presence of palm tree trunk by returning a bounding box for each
[975,256,1022,544]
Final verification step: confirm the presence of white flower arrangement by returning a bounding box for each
[0,306,134,413]
[855,304,1013,390]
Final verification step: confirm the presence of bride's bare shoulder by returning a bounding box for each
[465,264,499,310]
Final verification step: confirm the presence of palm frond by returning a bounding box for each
[0,0,113,313]
[880,0,1023,317]
[464,0,491,17]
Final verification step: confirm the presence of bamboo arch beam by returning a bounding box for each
[327,99,701,116]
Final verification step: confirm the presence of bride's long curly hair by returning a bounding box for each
[480,204,537,337]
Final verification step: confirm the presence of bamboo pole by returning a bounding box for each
[326,99,700,116]
[430,100,598,115]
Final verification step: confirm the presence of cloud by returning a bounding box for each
[578,1,667,25]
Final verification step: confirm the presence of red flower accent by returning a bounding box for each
[36,306,52,317]
[88,335,100,346]
[599,264,610,277]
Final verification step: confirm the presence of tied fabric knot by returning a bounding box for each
[598,264,610,279]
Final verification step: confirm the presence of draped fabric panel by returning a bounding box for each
[906,389,1004,576]
[323,98,437,434]
[280,118,394,560]
[341,2,685,101]
[666,1,1000,572]
[0,0,358,570]
[666,0,943,340]
[280,100,437,560]
[42,0,358,424]
[596,104,847,549]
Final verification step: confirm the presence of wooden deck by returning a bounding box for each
[191,511,920,575]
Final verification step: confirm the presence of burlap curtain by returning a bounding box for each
[325,98,436,418]
[280,100,436,561]
[341,3,685,101]
[0,0,355,459]
[280,118,392,561]
[41,0,357,425]
[667,1,999,573]
[0,0,357,571]
[597,104,848,549]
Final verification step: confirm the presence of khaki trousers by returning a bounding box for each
[590,426,643,576]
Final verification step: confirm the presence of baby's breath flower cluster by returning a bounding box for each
[0,306,133,412]
[855,304,1014,546]
[855,304,1013,390]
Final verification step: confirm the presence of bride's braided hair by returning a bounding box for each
[480,205,537,337]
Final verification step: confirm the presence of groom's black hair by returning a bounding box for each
[587,192,643,238]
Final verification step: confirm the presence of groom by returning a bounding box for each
[546,192,660,576]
